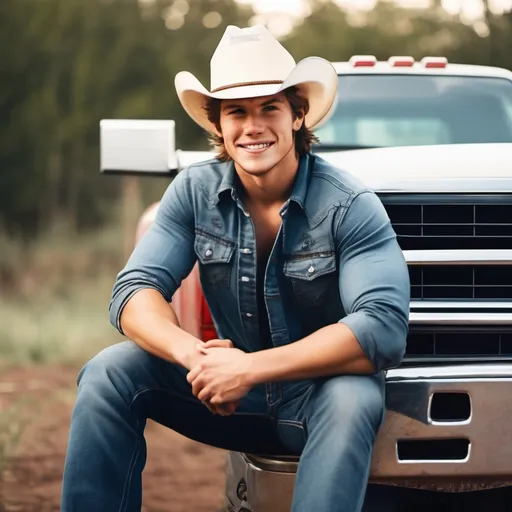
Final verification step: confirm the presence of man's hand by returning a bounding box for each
[185,339,242,416]
[187,340,254,412]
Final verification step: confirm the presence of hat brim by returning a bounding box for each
[175,57,338,135]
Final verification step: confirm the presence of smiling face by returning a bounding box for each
[219,92,304,178]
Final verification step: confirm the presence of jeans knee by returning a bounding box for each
[76,341,145,404]
[309,374,385,434]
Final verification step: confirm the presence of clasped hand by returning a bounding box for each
[186,339,253,416]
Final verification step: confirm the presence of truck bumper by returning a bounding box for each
[226,364,512,510]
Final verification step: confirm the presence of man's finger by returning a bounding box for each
[209,394,225,406]
[203,401,217,415]
[211,400,239,416]
[192,377,206,398]
[186,365,202,384]
[203,339,233,349]
[216,405,232,416]
[198,386,213,402]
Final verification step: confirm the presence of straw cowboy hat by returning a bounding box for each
[175,25,338,135]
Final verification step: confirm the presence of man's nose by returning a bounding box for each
[243,114,264,135]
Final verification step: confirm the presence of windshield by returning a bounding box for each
[314,75,512,148]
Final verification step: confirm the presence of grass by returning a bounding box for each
[0,222,127,368]
[0,222,128,472]
[0,273,123,367]
[0,395,35,474]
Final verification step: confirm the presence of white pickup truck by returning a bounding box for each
[101,56,512,511]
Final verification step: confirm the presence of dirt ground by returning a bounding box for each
[0,366,227,512]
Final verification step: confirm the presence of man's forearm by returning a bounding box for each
[247,323,375,385]
[120,288,202,370]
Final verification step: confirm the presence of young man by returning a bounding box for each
[61,25,410,511]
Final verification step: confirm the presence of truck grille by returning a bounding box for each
[409,265,512,300]
[384,199,512,250]
[381,195,512,303]
[404,325,512,364]
[381,195,512,363]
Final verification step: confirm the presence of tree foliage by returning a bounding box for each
[0,0,511,237]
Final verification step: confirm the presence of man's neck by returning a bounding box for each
[235,153,300,209]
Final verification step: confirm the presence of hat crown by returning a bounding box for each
[210,25,296,92]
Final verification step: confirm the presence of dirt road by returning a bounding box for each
[0,366,227,512]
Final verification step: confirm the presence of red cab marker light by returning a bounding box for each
[421,56,448,69]
[389,56,415,67]
[349,55,377,67]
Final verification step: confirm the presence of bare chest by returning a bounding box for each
[248,209,282,264]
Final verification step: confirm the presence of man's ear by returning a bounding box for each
[293,113,305,131]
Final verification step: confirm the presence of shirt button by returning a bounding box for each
[308,266,315,274]
[246,313,253,318]
[241,276,250,282]
[241,248,252,254]
[205,249,213,258]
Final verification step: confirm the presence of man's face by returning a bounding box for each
[219,92,303,177]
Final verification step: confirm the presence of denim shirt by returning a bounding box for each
[110,153,410,373]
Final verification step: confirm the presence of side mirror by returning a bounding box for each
[100,119,178,175]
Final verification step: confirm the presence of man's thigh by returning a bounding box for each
[276,373,386,454]
[84,341,287,455]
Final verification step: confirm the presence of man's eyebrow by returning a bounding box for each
[222,102,244,111]
[261,97,283,106]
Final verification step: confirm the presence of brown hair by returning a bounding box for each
[203,86,319,162]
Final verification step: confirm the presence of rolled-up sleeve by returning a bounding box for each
[336,191,410,372]
[109,171,197,334]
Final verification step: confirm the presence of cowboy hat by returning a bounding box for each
[175,25,338,135]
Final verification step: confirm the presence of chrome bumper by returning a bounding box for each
[226,364,512,509]
[372,364,512,482]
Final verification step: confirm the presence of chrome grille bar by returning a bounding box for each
[409,312,512,324]
[410,301,512,309]
[404,249,512,265]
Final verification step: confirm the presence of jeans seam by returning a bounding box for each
[276,419,307,447]
[130,387,272,420]
[266,383,283,407]
[131,387,197,407]
[277,420,304,428]
[118,430,140,512]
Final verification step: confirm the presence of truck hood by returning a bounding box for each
[177,142,512,193]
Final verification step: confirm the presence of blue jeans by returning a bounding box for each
[61,341,385,512]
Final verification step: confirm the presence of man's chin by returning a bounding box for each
[235,159,274,176]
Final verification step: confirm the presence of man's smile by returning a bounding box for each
[237,142,275,153]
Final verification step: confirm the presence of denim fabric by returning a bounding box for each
[109,153,410,372]
[61,341,386,511]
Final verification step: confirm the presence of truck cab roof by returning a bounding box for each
[332,57,512,80]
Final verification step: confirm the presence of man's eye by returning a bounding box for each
[263,105,278,112]
[229,108,244,115]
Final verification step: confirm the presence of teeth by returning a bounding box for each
[244,143,270,150]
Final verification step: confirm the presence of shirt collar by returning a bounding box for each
[216,160,237,203]
[288,153,312,210]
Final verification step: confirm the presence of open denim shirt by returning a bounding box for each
[110,153,410,373]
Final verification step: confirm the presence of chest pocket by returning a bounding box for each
[195,231,235,289]
[283,251,337,306]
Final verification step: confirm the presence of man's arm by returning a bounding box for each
[120,289,203,370]
[109,171,201,370]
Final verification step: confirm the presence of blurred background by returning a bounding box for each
[0,0,511,510]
